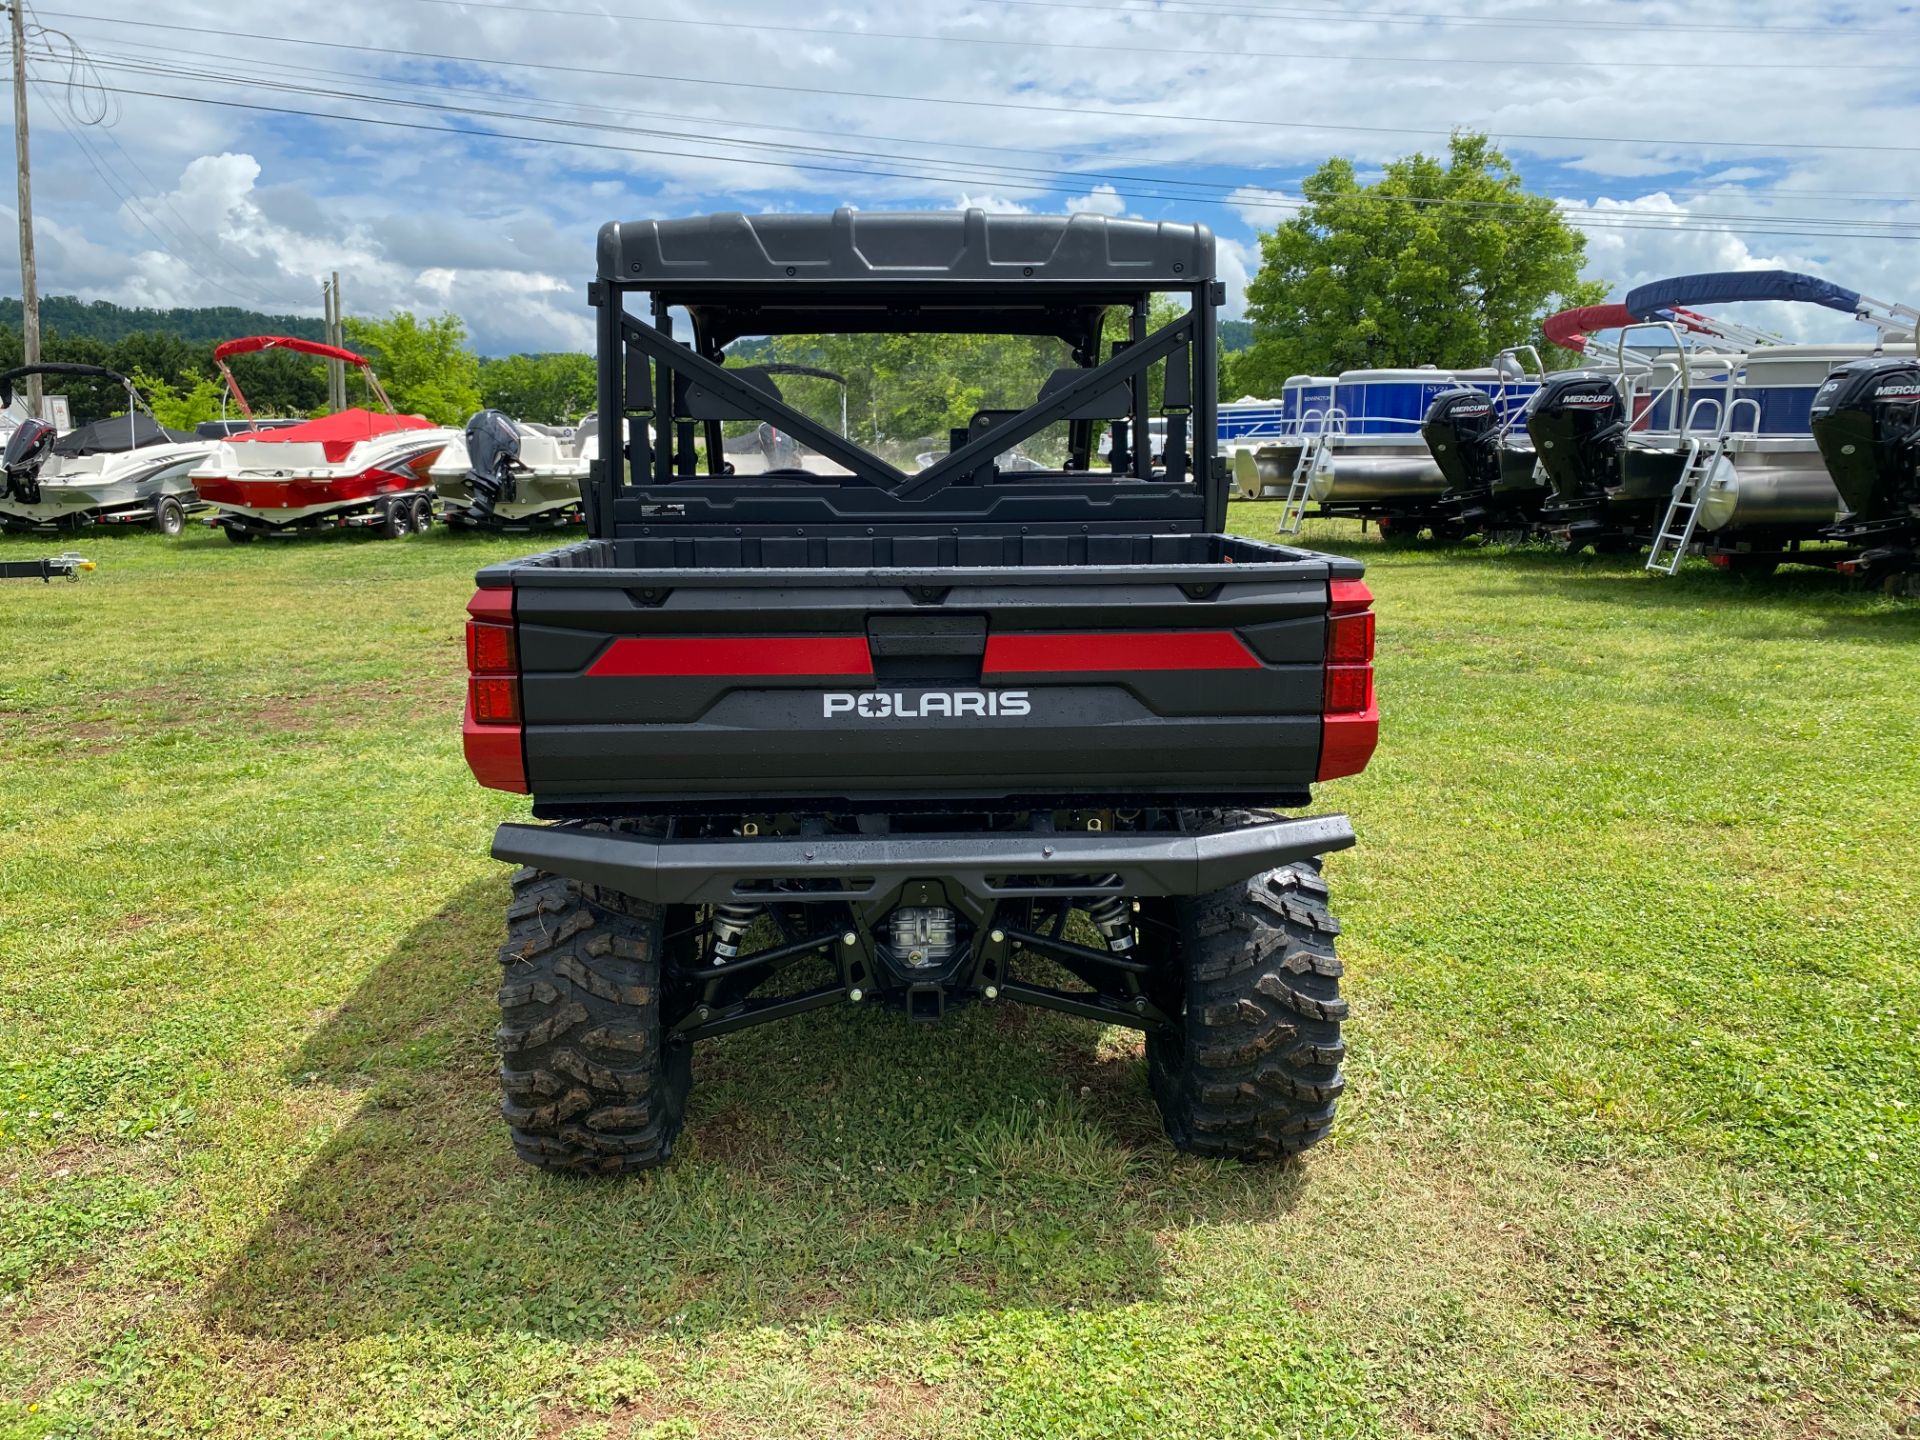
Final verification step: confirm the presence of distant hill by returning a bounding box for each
[0,296,324,346]
[1219,318,1253,352]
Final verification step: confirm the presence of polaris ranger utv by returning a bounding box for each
[461,210,1379,1172]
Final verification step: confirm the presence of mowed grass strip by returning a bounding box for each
[0,514,1914,1439]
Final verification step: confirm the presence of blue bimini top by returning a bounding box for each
[1624,270,1862,320]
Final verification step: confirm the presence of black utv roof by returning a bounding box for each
[597,208,1214,290]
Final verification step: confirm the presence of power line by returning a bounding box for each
[375,0,1907,72]
[61,30,1920,212]
[925,0,1908,38]
[58,46,1920,241]
[43,11,1920,157]
[65,78,1920,246]
[14,13,316,309]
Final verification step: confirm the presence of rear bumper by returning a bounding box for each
[491,812,1356,906]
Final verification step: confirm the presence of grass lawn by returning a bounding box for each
[1,509,1916,1439]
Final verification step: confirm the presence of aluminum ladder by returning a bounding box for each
[1645,437,1714,574]
[1276,408,1338,536]
[1646,394,1756,575]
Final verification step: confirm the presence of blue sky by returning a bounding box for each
[6,0,1918,354]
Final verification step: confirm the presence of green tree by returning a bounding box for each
[478,352,595,424]
[131,370,229,429]
[342,310,481,424]
[1236,133,1606,396]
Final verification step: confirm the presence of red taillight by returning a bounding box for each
[1327,610,1374,665]
[1319,576,1379,782]
[470,675,520,725]
[1324,665,1373,714]
[467,619,516,673]
[463,588,526,792]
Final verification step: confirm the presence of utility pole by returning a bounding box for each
[321,273,346,410]
[9,1,40,418]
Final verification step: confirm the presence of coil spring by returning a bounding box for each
[1084,893,1136,954]
[708,901,760,962]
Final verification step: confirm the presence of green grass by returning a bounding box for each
[1,512,1916,1439]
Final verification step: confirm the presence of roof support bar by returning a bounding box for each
[896,313,1191,501]
[617,312,906,489]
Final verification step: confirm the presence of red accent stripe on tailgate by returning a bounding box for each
[981,631,1261,674]
[586,635,875,678]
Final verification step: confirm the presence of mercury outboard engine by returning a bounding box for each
[461,408,522,525]
[2,417,58,506]
[1422,388,1501,501]
[1811,355,1920,588]
[1525,372,1631,547]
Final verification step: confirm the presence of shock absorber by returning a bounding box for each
[1083,893,1137,955]
[707,902,760,963]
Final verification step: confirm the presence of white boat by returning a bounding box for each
[431,411,597,529]
[191,336,459,541]
[0,363,216,535]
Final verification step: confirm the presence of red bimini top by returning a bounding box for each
[229,407,438,464]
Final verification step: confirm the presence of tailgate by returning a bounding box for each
[498,561,1358,809]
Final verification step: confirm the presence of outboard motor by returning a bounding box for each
[1812,355,1920,588]
[1525,373,1628,543]
[461,409,522,524]
[1811,356,1920,535]
[2,417,57,506]
[1422,388,1501,501]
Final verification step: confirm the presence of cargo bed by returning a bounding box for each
[472,533,1374,814]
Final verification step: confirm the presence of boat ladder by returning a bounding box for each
[1277,408,1340,536]
[1646,438,1714,575]
[1646,396,1756,575]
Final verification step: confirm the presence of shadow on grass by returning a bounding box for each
[204,877,1309,1344]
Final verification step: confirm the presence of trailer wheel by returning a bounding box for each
[410,496,434,533]
[1146,860,1346,1162]
[495,867,690,1174]
[152,496,186,537]
[380,498,412,539]
[222,523,255,544]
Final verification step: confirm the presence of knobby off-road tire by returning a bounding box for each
[1147,860,1347,1161]
[496,867,690,1173]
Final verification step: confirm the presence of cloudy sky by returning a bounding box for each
[6,0,1918,353]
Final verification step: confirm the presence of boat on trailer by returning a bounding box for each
[191,336,458,542]
[431,411,597,530]
[1616,271,1914,573]
[0,363,216,536]
[1423,304,1731,544]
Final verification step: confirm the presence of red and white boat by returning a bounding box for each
[191,336,458,541]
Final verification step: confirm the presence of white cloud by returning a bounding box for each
[1064,184,1126,217]
[5,0,1912,354]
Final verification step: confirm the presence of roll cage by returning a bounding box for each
[586,208,1227,537]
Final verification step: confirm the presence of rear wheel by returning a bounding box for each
[380,498,412,539]
[1146,861,1346,1161]
[410,495,434,533]
[495,868,690,1173]
[152,496,186,536]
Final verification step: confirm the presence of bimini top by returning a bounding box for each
[597,208,1215,290]
[212,335,369,366]
[1624,270,1862,321]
